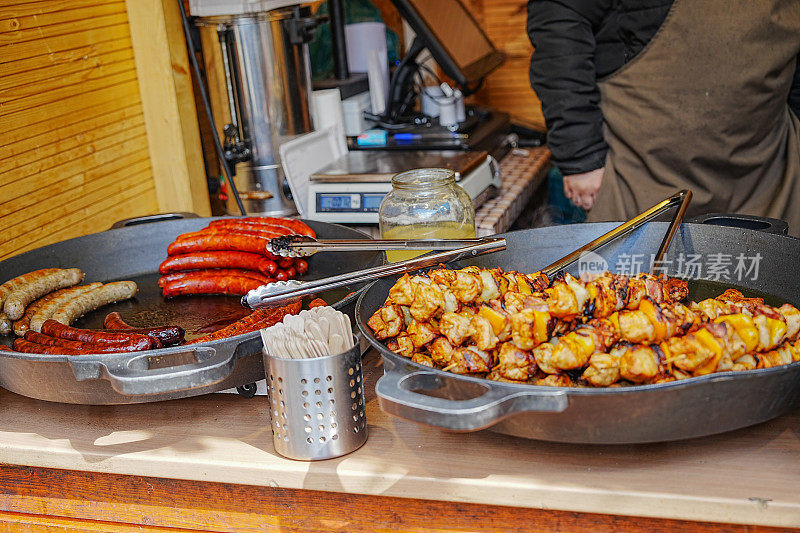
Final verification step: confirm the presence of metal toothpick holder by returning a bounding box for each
[265,342,367,460]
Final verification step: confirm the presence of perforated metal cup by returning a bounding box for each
[264,342,367,460]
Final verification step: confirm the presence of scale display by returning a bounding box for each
[316,193,386,213]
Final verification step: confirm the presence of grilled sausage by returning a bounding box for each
[276,257,294,269]
[13,338,87,355]
[198,224,294,238]
[166,234,278,257]
[103,312,185,346]
[24,331,151,353]
[308,298,328,308]
[0,268,60,308]
[295,259,309,275]
[161,275,264,297]
[177,228,283,241]
[13,286,75,337]
[50,281,138,325]
[28,283,103,333]
[207,217,315,237]
[158,252,278,276]
[188,301,303,344]
[3,268,85,320]
[1,269,62,331]
[41,320,154,349]
[158,269,271,288]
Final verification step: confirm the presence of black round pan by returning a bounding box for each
[0,216,382,404]
[357,220,800,444]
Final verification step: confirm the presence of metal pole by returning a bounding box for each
[329,0,349,80]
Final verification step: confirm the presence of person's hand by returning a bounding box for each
[564,168,604,210]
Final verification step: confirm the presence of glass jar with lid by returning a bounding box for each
[379,168,476,262]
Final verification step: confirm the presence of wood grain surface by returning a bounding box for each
[0,464,795,532]
[0,0,160,261]
[0,351,798,528]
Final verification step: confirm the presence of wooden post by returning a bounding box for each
[125,0,211,216]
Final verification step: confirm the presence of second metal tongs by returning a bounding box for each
[243,237,507,309]
[266,235,492,258]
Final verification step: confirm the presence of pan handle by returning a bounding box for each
[109,212,199,229]
[68,347,235,396]
[687,213,788,236]
[375,366,568,431]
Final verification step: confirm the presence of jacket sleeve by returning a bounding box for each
[789,53,800,119]
[527,0,610,175]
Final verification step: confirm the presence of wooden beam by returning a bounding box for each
[0,464,792,532]
[124,0,211,216]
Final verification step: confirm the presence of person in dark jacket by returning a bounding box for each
[527,0,800,235]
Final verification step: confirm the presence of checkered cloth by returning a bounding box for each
[475,147,551,237]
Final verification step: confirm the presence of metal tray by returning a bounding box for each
[356,221,800,443]
[0,216,382,404]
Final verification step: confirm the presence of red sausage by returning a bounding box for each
[274,269,288,282]
[208,217,315,237]
[40,320,155,350]
[159,252,277,276]
[183,227,294,239]
[308,298,328,308]
[283,266,297,279]
[158,269,271,288]
[199,224,294,237]
[162,275,264,297]
[24,331,152,353]
[13,338,87,355]
[103,312,185,346]
[295,259,308,275]
[276,257,294,269]
[167,234,277,257]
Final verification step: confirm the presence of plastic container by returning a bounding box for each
[379,168,476,262]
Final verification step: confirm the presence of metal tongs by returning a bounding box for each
[266,235,491,258]
[244,189,692,309]
[542,189,693,277]
[243,237,507,309]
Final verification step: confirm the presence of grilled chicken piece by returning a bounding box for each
[386,334,414,358]
[535,373,574,387]
[618,343,660,383]
[582,351,622,387]
[757,339,800,368]
[614,300,698,344]
[410,279,446,322]
[407,320,438,348]
[439,312,473,345]
[429,336,456,366]
[493,341,538,381]
[411,352,435,367]
[532,341,559,375]
[443,346,493,374]
[510,307,552,351]
[367,304,404,339]
[550,319,619,370]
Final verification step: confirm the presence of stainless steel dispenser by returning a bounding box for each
[196,7,316,215]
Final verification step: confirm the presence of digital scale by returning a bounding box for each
[305,150,500,224]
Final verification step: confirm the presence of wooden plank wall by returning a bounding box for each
[0,0,160,261]
[464,0,545,130]
[376,0,545,130]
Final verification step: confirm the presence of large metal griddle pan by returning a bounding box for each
[357,219,800,444]
[0,216,382,404]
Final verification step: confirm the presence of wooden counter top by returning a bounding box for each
[0,352,799,529]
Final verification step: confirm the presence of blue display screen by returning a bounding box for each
[363,194,384,211]
[319,195,351,210]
